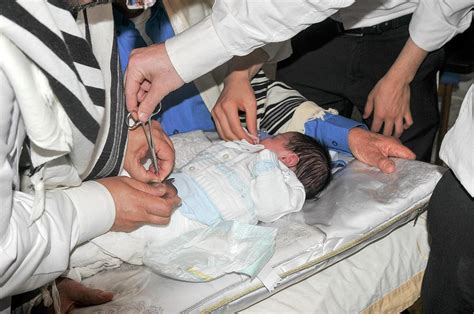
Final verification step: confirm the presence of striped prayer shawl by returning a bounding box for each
[241,71,308,134]
[0,0,127,180]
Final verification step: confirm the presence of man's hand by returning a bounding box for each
[348,128,416,173]
[211,50,267,143]
[125,43,184,122]
[363,37,428,138]
[54,278,113,313]
[98,176,181,232]
[124,120,175,183]
[363,74,413,138]
[212,72,258,143]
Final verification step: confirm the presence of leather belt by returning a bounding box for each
[337,14,412,36]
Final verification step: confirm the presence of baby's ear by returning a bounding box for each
[280,152,299,168]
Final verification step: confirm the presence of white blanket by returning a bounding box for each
[73,153,444,313]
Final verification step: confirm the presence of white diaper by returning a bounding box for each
[143,221,277,282]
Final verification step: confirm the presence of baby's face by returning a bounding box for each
[260,132,297,158]
[260,133,290,153]
[260,132,299,169]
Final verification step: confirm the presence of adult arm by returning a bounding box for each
[0,153,114,298]
[0,177,179,297]
[363,38,426,137]
[125,0,355,121]
[363,0,473,137]
[304,112,416,173]
[167,0,355,82]
[0,58,181,297]
[212,40,292,142]
[249,150,305,223]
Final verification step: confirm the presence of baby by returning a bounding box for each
[69,131,331,279]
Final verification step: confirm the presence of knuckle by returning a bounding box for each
[149,215,167,225]
[214,107,223,116]
[223,105,235,114]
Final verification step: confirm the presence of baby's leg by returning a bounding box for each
[131,210,206,244]
[68,210,206,280]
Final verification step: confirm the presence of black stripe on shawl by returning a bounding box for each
[84,85,107,109]
[0,1,102,141]
[61,19,106,108]
[0,2,80,80]
[267,81,295,91]
[2,2,106,109]
[61,31,101,69]
[87,34,127,179]
[263,96,305,123]
[260,99,303,130]
[41,69,101,142]
[265,107,298,134]
[252,81,270,94]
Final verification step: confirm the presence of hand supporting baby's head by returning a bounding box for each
[261,132,331,199]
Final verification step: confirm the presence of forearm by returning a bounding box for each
[166,0,355,82]
[384,37,428,85]
[225,49,268,83]
[304,112,367,154]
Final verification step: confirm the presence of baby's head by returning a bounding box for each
[261,132,331,199]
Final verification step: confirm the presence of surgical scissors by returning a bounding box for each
[126,103,162,178]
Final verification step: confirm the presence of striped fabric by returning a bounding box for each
[242,71,308,135]
[0,0,127,179]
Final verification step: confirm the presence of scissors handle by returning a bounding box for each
[126,104,163,180]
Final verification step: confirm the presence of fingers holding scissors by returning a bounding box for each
[147,119,175,181]
[124,111,175,183]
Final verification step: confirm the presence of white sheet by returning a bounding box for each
[72,213,429,313]
[242,212,429,313]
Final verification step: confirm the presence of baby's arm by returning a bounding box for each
[249,150,305,223]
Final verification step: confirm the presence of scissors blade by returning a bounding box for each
[141,119,160,179]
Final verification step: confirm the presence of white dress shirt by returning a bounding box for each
[166,0,473,83]
[440,84,474,197]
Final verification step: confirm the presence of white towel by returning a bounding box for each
[440,84,474,197]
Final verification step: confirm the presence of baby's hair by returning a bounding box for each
[285,133,332,199]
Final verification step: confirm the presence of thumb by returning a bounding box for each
[388,144,416,160]
[377,157,396,174]
[127,178,168,196]
[73,287,114,306]
[130,158,161,184]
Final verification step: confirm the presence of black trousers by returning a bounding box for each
[277,19,444,161]
[421,170,474,313]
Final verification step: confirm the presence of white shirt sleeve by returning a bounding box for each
[261,41,293,64]
[0,182,115,297]
[166,0,355,82]
[249,150,306,223]
[409,0,473,52]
